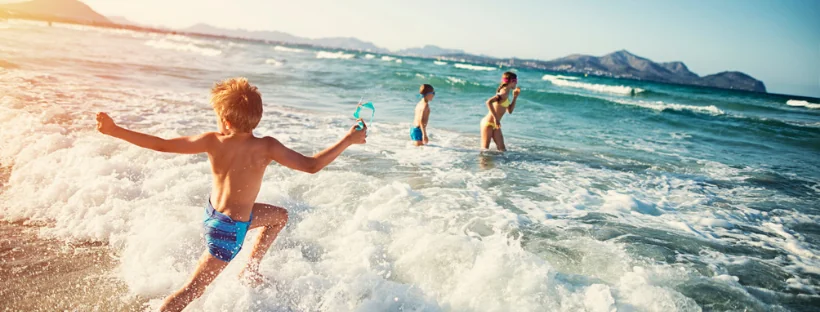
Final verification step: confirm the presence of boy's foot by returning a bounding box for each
[239,266,267,287]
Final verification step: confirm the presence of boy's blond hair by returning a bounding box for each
[210,77,263,133]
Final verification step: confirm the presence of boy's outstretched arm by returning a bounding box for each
[96,112,214,154]
[266,122,366,174]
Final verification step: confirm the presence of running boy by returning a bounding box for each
[96,77,366,312]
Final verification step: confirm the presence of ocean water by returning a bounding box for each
[1,19,819,311]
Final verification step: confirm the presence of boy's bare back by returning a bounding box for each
[204,133,274,222]
[201,132,362,221]
[413,101,429,128]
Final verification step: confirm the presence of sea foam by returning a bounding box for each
[316,51,355,60]
[454,63,496,71]
[543,74,644,95]
[787,99,820,109]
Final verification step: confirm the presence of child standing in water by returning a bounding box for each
[96,77,366,312]
[480,72,520,151]
[411,84,434,146]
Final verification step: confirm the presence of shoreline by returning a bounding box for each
[0,221,146,311]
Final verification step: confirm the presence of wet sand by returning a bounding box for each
[0,164,10,188]
[0,221,146,311]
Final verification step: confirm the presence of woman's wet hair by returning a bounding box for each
[496,83,509,93]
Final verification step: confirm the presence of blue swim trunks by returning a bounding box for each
[203,200,252,262]
[410,127,423,141]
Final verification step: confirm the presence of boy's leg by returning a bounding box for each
[239,203,288,284]
[160,251,229,312]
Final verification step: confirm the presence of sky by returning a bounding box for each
[27,0,820,96]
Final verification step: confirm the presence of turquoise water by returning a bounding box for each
[1,20,819,311]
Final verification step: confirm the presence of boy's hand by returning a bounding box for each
[513,87,521,97]
[346,120,367,144]
[96,112,118,135]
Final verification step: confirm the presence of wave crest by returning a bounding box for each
[787,99,820,109]
[274,45,306,53]
[316,51,355,60]
[265,59,284,66]
[454,63,496,71]
[144,39,222,56]
[612,99,724,115]
[543,74,643,96]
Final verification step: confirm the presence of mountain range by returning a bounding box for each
[183,23,389,53]
[396,45,465,57]
[440,50,766,92]
[0,0,766,93]
[106,15,141,26]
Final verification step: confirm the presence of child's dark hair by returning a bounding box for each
[502,71,517,83]
[419,84,434,95]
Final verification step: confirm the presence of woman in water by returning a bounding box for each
[480,72,520,151]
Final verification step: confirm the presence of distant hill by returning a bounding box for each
[184,23,304,44]
[311,37,387,53]
[701,71,766,92]
[396,45,464,57]
[107,15,140,26]
[660,61,699,80]
[181,23,388,53]
[0,0,109,23]
[438,50,766,93]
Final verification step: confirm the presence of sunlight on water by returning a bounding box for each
[0,20,818,311]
